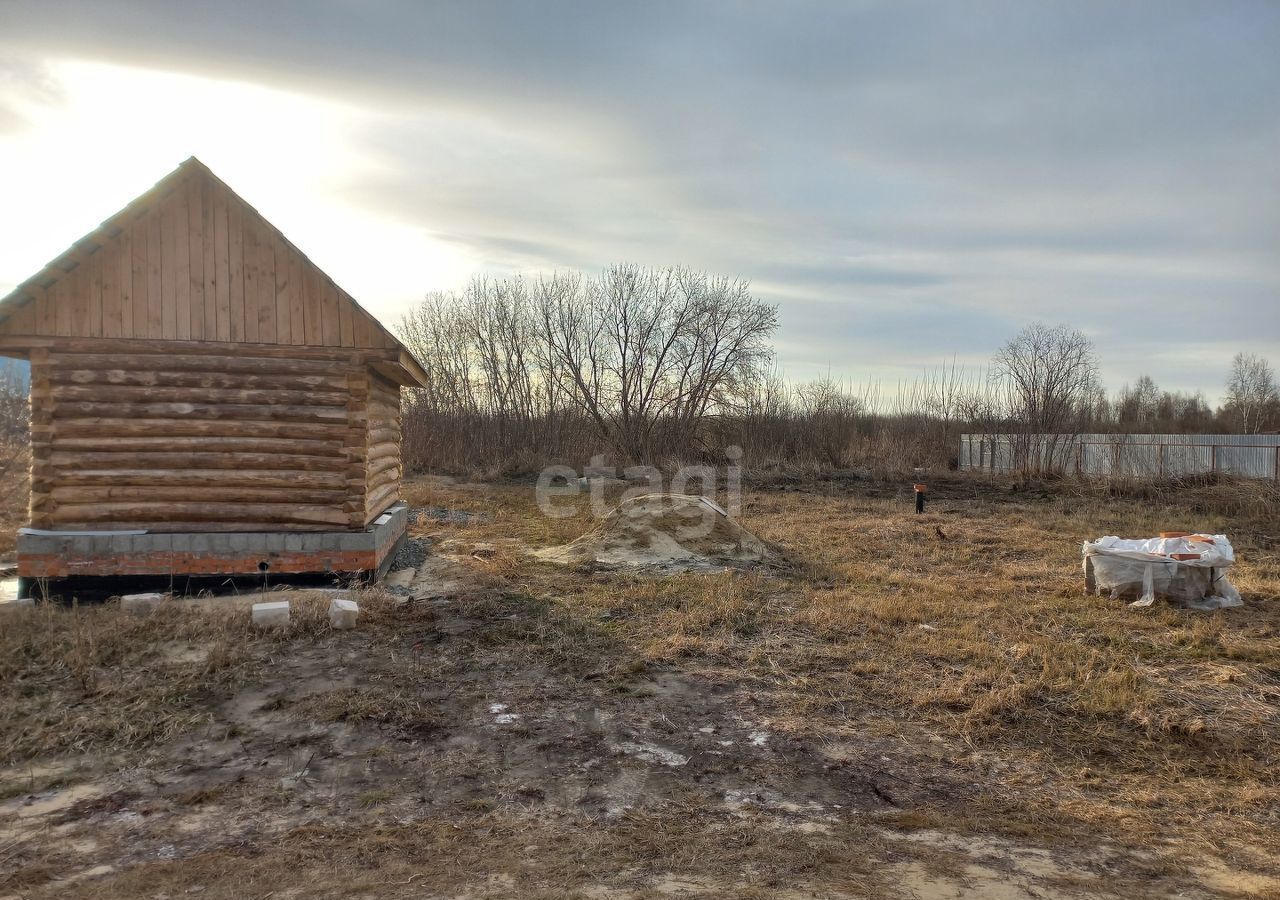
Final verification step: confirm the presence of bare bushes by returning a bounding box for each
[397,269,1003,477]
[398,293,1275,481]
[0,360,29,551]
[396,275,1013,476]
[0,359,27,444]
[724,374,973,474]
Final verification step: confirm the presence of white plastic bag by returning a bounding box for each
[1083,534,1242,610]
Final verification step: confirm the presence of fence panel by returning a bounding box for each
[959,433,1280,481]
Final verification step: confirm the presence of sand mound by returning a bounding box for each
[536,493,773,570]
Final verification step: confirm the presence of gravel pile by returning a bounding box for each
[389,536,431,573]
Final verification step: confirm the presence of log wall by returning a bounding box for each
[30,342,378,532]
[365,371,402,524]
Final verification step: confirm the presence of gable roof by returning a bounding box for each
[0,157,426,386]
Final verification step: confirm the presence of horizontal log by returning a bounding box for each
[50,369,349,392]
[366,427,401,445]
[51,469,346,489]
[39,418,350,440]
[52,402,348,423]
[51,485,348,505]
[37,337,401,363]
[367,456,400,479]
[50,502,349,526]
[366,485,398,510]
[50,385,351,407]
[366,479,398,502]
[365,483,399,521]
[366,441,400,462]
[51,436,344,456]
[366,472,399,489]
[47,353,342,377]
[48,451,349,471]
[366,466,394,486]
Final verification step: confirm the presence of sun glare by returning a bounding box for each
[0,59,475,324]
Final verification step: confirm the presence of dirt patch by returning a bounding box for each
[2,474,1278,898]
[536,493,776,571]
[0,599,1119,900]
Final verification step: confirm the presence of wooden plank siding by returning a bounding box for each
[0,164,402,354]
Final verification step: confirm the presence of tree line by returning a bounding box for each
[393,266,1277,476]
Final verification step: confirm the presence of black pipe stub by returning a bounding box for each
[914,482,927,514]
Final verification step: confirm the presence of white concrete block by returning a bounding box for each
[328,598,359,629]
[252,600,290,627]
[121,592,165,616]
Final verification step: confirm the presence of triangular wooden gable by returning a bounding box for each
[0,158,419,368]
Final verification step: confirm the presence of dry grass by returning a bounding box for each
[26,810,894,900]
[0,588,401,762]
[403,474,1280,857]
[1,473,1277,897]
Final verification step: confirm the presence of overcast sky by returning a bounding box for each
[1,1,1276,398]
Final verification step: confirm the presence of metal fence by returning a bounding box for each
[959,433,1280,481]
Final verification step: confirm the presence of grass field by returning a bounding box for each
[1,472,1278,898]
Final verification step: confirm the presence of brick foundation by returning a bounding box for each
[17,503,407,580]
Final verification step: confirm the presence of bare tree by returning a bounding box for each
[1116,375,1160,429]
[991,323,1100,472]
[1223,352,1279,434]
[398,266,776,468]
[535,265,777,461]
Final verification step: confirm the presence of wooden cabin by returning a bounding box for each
[0,158,426,586]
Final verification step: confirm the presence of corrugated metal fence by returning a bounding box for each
[959,433,1280,480]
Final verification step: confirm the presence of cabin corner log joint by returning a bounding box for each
[0,157,427,584]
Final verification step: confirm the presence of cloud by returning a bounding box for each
[0,0,1276,394]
